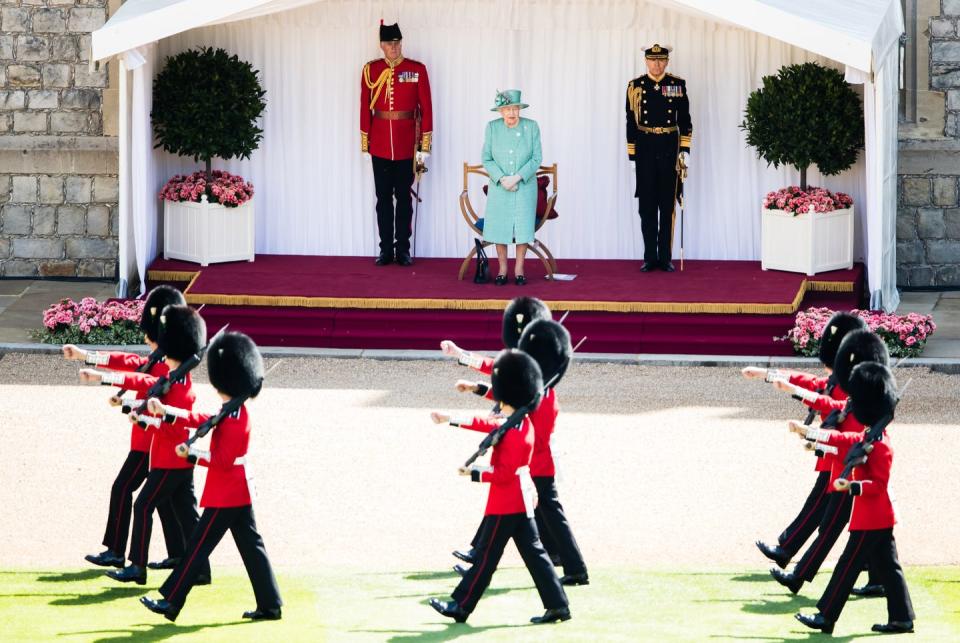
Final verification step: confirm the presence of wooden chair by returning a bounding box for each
[457,162,559,280]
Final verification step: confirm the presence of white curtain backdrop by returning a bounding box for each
[131,0,870,284]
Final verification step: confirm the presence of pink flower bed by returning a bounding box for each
[763,186,853,215]
[159,170,254,208]
[783,306,936,358]
[36,298,146,345]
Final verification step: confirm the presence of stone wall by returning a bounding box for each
[898,0,960,288]
[0,0,118,279]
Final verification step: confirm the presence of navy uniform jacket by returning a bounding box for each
[625,73,692,159]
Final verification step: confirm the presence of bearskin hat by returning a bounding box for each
[501,297,551,349]
[518,319,572,388]
[818,311,868,368]
[156,305,206,362]
[490,349,543,410]
[207,331,264,399]
[833,329,889,392]
[139,285,185,342]
[846,362,898,427]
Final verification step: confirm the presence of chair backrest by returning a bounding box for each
[460,162,558,233]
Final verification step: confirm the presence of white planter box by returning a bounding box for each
[163,196,255,266]
[761,205,853,276]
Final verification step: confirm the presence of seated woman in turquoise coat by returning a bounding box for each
[481,89,542,286]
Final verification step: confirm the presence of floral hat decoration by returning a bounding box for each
[491,89,529,111]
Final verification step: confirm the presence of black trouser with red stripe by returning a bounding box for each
[817,529,914,624]
[532,477,587,577]
[160,505,281,617]
[452,513,567,615]
[793,491,881,587]
[128,468,206,577]
[777,470,830,559]
[101,450,183,559]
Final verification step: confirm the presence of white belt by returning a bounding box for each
[517,465,535,518]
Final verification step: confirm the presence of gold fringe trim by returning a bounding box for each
[807,280,855,293]
[147,270,198,282]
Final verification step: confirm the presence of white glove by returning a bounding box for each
[416,151,430,163]
[679,151,689,166]
[363,152,371,161]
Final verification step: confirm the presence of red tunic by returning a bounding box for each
[116,372,195,471]
[458,415,534,516]
[789,372,845,473]
[824,430,896,530]
[174,406,253,508]
[360,57,432,160]
[105,352,169,453]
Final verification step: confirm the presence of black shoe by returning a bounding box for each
[560,572,589,586]
[429,598,468,623]
[243,607,282,621]
[661,261,676,272]
[146,557,180,570]
[851,583,886,598]
[756,540,790,569]
[515,275,527,286]
[795,612,834,634]
[85,550,124,568]
[494,274,508,286]
[194,573,211,586]
[640,262,656,272]
[872,620,914,634]
[530,607,571,624]
[106,564,146,585]
[452,549,478,564]
[396,253,413,266]
[375,253,393,266]
[770,567,802,594]
[453,564,468,578]
[140,596,178,622]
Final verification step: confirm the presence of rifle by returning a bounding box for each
[117,347,165,412]
[132,324,228,428]
[835,378,911,484]
[181,395,247,448]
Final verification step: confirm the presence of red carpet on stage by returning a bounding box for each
[147,255,864,355]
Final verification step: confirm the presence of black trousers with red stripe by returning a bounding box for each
[128,468,205,575]
[777,470,830,558]
[451,513,567,615]
[817,529,914,624]
[794,491,852,582]
[160,505,281,614]
[532,477,587,577]
[101,450,184,559]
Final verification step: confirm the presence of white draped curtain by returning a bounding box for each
[127,0,872,289]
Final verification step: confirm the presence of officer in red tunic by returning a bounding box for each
[428,350,570,624]
[140,332,282,622]
[69,286,188,571]
[794,363,914,635]
[80,305,209,586]
[360,21,433,266]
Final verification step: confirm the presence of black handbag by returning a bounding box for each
[473,238,490,284]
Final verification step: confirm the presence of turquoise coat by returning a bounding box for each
[481,117,542,245]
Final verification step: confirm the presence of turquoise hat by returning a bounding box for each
[491,89,529,111]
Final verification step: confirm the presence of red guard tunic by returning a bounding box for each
[789,372,847,473]
[115,372,195,471]
[457,416,534,516]
[104,352,170,453]
[174,406,252,508]
[360,56,433,160]
[823,430,896,530]
[801,390,866,490]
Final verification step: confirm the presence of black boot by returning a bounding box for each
[661,261,676,272]
[769,567,802,594]
[530,607,571,624]
[640,262,656,272]
[375,252,393,266]
[396,252,413,266]
[140,596,178,622]
[452,549,478,564]
[560,572,589,586]
[429,598,468,623]
[146,557,181,570]
[85,549,124,568]
[851,583,886,598]
[872,621,914,633]
[755,540,790,569]
[243,607,282,620]
[106,564,146,585]
[795,612,834,634]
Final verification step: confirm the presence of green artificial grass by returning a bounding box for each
[0,566,957,641]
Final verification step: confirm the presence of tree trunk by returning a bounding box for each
[205,157,212,183]
[800,166,808,192]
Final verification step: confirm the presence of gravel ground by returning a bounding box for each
[1,353,957,573]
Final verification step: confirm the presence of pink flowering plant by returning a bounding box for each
[33,298,145,345]
[764,186,853,215]
[782,306,936,358]
[159,170,254,208]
